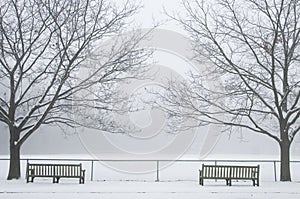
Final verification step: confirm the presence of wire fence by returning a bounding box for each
[1,158,300,182]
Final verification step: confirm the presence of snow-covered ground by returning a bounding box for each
[1,179,300,199]
[1,155,300,198]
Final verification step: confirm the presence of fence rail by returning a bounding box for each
[1,158,300,182]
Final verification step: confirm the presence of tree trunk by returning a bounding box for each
[279,140,291,181]
[7,142,21,180]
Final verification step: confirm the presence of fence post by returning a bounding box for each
[156,160,159,182]
[214,160,218,182]
[91,160,94,181]
[273,161,277,182]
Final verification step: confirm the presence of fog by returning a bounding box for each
[0,0,299,159]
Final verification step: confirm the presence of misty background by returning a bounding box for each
[0,0,299,159]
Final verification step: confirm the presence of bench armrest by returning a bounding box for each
[199,169,202,177]
[81,170,86,176]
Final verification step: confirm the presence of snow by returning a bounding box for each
[1,154,300,199]
[0,179,300,199]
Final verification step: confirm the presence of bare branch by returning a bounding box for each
[160,0,300,148]
[0,0,149,147]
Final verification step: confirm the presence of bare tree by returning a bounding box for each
[0,0,150,180]
[157,0,300,181]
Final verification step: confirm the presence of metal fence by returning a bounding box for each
[1,158,300,182]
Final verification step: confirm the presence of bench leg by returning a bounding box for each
[53,177,60,183]
[79,177,84,184]
[27,177,33,183]
[28,177,34,183]
[199,170,203,185]
[226,179,232,186]
[253,179,259,186]
[228,179,232,186]
[199,178,203,185]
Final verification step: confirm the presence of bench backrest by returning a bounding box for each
[202,164,259,179]
[27,163,83,177]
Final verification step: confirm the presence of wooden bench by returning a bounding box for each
[199,164,259,186]
[26,163,85,184]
